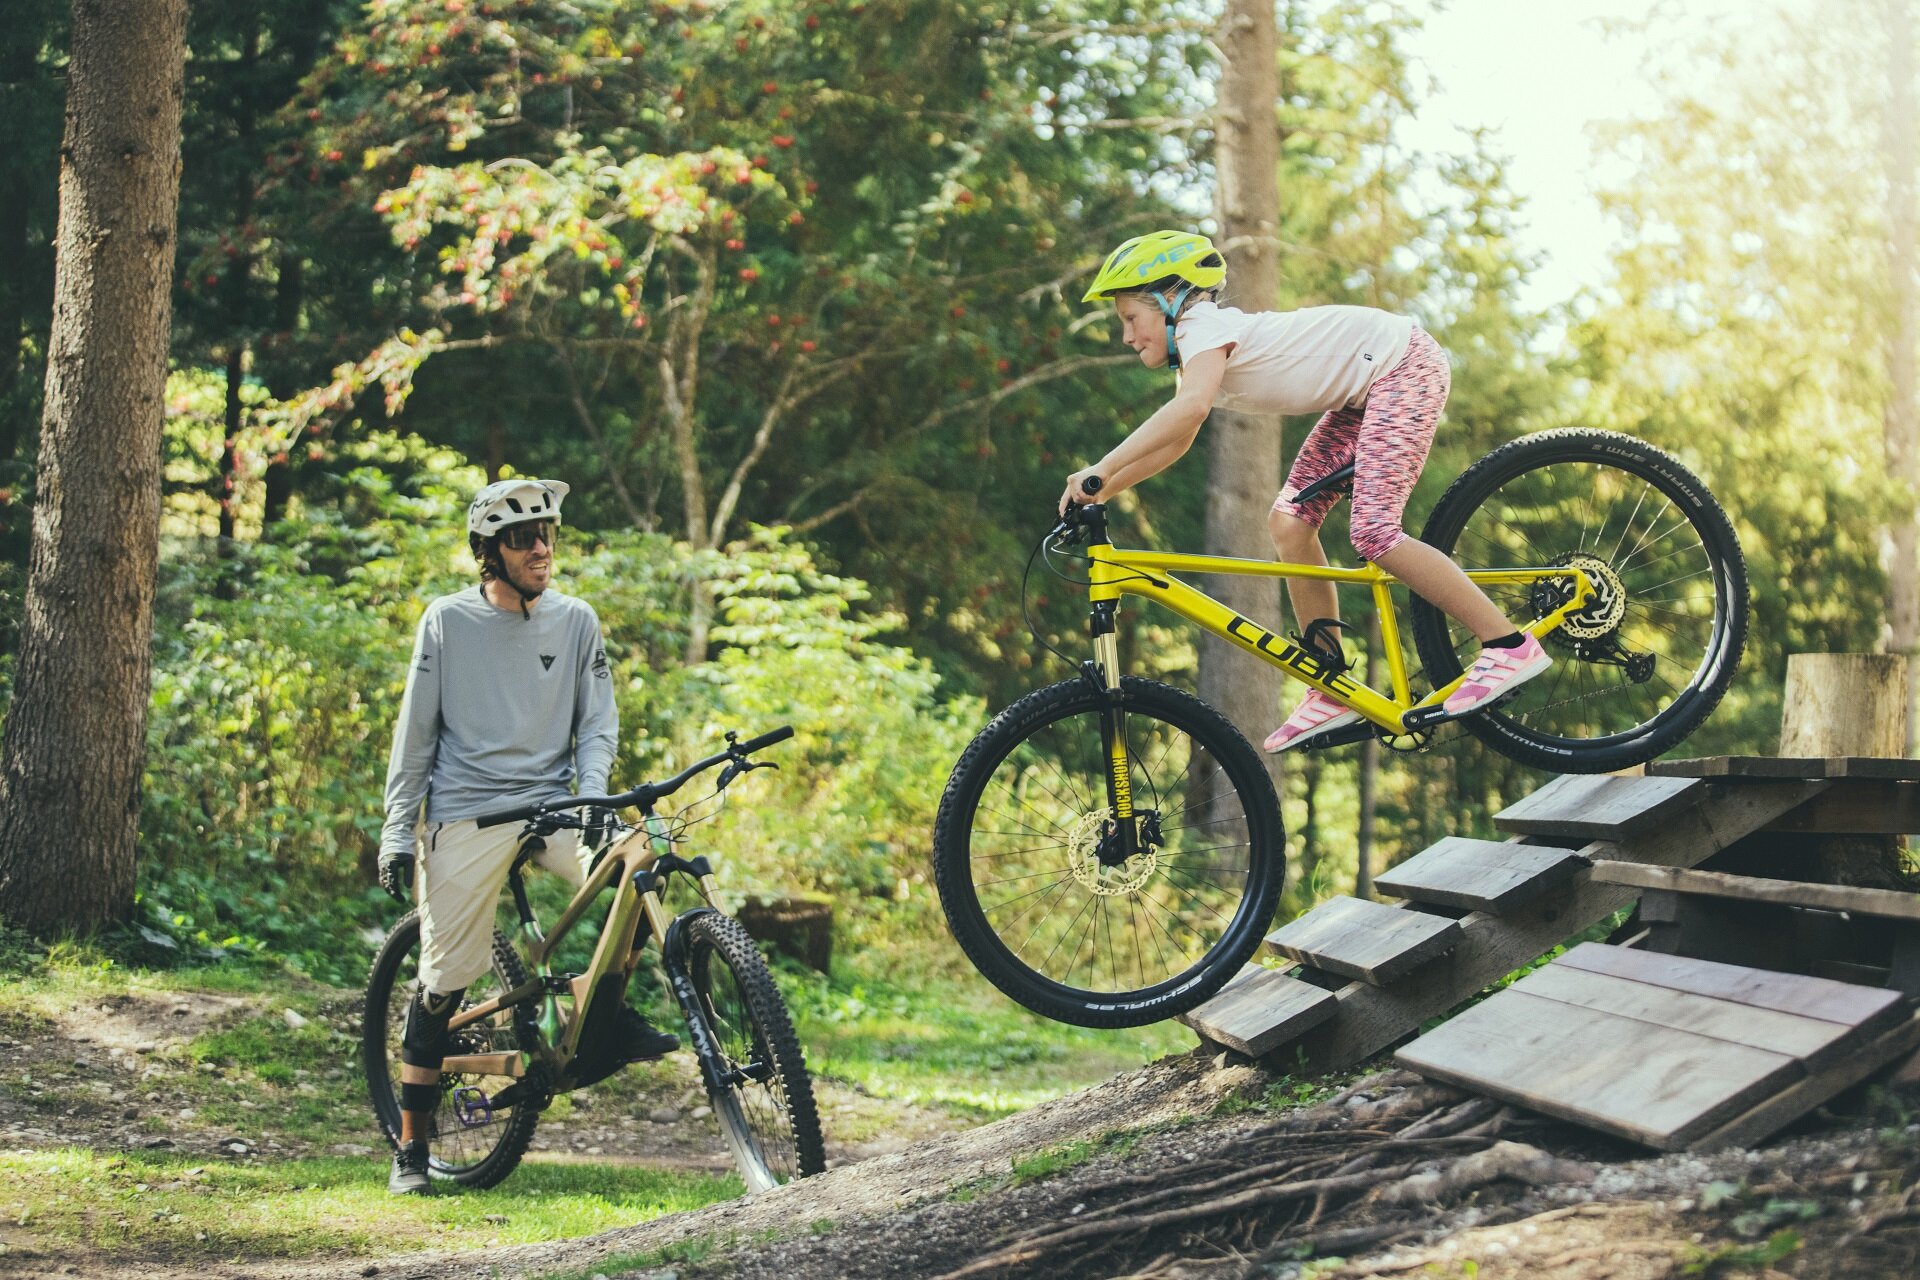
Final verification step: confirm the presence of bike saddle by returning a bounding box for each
[1291,462,1356,505]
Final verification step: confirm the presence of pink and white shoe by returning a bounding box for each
[1442,634,1552,717]
[1264,688,1361,753]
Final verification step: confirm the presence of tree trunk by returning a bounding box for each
[261,253,301,528]
[1887,0,1919,750]
[0,0,188,938]
[1198,0,1284,778]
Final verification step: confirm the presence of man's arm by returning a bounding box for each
[572,607,618,798]
[379,608,443,859]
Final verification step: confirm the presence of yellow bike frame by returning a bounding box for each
[1083,535,1597,738]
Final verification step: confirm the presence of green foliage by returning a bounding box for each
[134,435,981,984]
[1680,1230,1804,1275]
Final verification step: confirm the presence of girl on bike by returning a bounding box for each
[1060,229,1551,752]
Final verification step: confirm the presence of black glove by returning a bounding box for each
[583,806,618,853]
[378,847,416,904]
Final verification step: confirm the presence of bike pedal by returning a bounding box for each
[1298,720,1376,751]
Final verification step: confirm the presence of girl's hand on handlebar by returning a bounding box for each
[1059,469,1104,517]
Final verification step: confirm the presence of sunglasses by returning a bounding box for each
[499,521,557,552]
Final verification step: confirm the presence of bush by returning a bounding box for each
[135,443,976,982]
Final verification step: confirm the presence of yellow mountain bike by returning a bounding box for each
[933,429,1748,1027]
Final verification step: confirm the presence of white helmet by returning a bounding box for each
[466,478,569,537]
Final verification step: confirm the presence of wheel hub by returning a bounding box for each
[1065,810,1159,895]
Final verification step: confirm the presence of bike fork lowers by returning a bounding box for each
[1089,600,1140,860]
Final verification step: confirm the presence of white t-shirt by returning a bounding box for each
[1174,301,1415,416]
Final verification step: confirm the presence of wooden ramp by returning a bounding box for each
[1180,770,1830,1073]
[1395,943,1920,1151]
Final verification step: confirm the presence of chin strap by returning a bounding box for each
[499,566,544,619]
[1153,284,1196,371]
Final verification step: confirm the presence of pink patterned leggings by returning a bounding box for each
[1271,326,1450,562]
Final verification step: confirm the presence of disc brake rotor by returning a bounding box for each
[1065,810,1158,896]
[1536,552,1627,642]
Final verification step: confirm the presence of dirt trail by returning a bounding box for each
[6,987,1920,1280]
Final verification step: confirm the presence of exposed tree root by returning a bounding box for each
[928,1082,1563,1280]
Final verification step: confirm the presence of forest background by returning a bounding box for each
[0,0,1906,1061]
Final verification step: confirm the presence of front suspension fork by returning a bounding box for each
[1090,605,1139,861]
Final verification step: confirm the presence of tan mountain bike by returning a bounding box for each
[363,727,825,1191]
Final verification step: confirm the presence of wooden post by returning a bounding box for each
[1776,653,1911,889]
[1779,653,1910,757]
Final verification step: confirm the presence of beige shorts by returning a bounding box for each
[414,818,593,993]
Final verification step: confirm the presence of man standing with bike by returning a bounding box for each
[375,477,678,1195]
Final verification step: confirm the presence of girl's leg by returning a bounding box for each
[1347,330,1548,712]
[1264,411,1367,753]
[1272,406,1362,633]
[1345,330,1513,638]
[1268,509,1338,632]
[1372,538,1512,641]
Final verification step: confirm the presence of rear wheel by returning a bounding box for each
[1411,429,1747,773]
[680,912,824,1191]
[363,912,540,1189]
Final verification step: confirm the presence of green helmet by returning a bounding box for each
[1081,230,1226,303]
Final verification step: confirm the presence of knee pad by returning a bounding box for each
[400,985,465,1114]
[401,984,466,1068]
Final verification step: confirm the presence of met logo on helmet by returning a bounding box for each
[1135,244,1194,277]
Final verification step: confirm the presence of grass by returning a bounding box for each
[0,1147,740,1260]
[0,922,1201,1267]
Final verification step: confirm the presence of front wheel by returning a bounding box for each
[1411,429,1748,773]
[933,676,1286,1028]
[363,911,540,1189]
[680,912,825,1191]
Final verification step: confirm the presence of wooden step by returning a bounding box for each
[1249,778,1826,1075]
[1589,862,1920,921]
[1555,942,1907,1033]
[1495,774,1705,839]
[1396,944,1909,1150]
[1375,837,1591,913]
[1177,965,1339,1057]
[1263,895,1459,985]
[1650,755,1920,782]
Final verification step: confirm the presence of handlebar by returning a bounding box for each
[474,725,793,829]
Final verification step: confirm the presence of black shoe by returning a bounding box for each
[388,1139,430,1195]
[614,1005,679,1062]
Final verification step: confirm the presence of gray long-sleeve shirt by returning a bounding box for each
[379,586,618,859]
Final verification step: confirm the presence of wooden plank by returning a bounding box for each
[1554,942,1906,1035]
[1495,775,1705,839]
[1281,781,1830,1075]
[1375,837,1590,913]
[1691,1012,1920,1152]
[1652,756,1920,782]
[1263,895,1459,985]
[1176,965,1339,1058]
[1589,861,1920,922]
[1761,781,1920,834]
[1515,963,1862,1073]
[1395,987,1802,1150]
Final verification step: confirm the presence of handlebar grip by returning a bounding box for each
[475,805,537,829]
[739,725,794,754]
[1082,475,1103,495]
